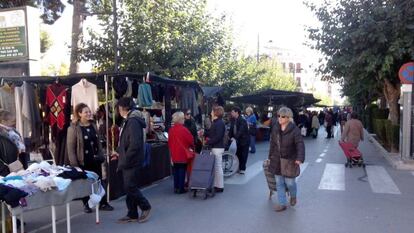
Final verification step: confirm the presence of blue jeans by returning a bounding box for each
[275,175,297,206]
[249,135,256,153]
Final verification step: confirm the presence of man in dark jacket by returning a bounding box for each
[184,109,197,144]
[228,107,250,174]
[111,97,151,223]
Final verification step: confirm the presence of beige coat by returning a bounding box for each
[341,119,364,147]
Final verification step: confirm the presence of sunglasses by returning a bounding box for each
[278,115,288,118]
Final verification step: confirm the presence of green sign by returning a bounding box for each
[0,9,27,61]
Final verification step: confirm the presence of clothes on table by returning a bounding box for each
[0,184,28,208]
[57,168,88,180]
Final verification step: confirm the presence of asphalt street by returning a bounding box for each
[21,126,414,233]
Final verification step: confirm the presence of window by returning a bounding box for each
[296,63,302,73]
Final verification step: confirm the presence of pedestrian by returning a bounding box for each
[184,109,197,144]
[0,110,28,169]
[318,110,325,126]
[110,97,151,223]
[245,107,257,154]
[268,107,305,212]
[325,109,334,138]
[341,112,364,148]
[311,111,320,138]
[168,112,194,194]
[229,107,250,174]
[204,106,226,192]
[67,103,114,213]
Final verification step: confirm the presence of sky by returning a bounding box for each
[42,0,323,71]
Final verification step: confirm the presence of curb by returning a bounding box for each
[366,130,414,170]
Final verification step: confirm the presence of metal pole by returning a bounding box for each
[113,0,119,72]
[104,75,111,202]
[256,33,260,63]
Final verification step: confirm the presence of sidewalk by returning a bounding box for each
[366,130,414,170]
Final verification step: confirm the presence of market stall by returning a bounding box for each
[229,89,320,141]
[0,72,203,200]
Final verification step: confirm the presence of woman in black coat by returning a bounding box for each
[268,107,305,212]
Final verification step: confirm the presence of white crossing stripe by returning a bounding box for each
[315,158,323,163]
[225,161,263,185]
[411,171,414,176]
[318,163,345,191]
[366,166,401,194]
[297,162,309,180]
[323,149,328,153]
[319,153,326,157]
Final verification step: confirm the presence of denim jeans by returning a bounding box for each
[275,175,297,206]
[249,135,256,153]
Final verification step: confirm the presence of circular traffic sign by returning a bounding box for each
[399,62,414,84]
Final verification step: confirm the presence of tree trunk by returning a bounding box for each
[383,79,401,125]
[69,0,85,74]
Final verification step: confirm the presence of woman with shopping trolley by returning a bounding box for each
[204,106,226,193]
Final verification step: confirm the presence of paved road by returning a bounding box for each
[22,126,414,233]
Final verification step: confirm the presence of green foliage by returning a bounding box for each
[384,120,399,152]
[313,92,333,106]
[373,119,387,142]
[40,30,53,53]
[41,63,69,76]
[306,0,414,110]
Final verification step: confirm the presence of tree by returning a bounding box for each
[0,0,66,24]
[306,0,414,125]
[40,30,53,53]
[81,0,236,79]
[41,62,69,75]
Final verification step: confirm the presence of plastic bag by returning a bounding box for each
[301,127,307,136]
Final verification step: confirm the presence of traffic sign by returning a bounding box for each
[399,62,414,84]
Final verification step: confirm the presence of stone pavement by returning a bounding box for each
[19,126,414,233]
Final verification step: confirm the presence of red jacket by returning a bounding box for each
[168,124,194,163]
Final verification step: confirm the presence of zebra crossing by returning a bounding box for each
[225,159,406,195]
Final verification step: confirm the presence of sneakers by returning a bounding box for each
[99,203,114,211]
[84,205,92,214]
[238,170,245,175]
[214,187,224,193]
[290,197,297,206]
[139,209,151,223]
[274,205,287,212]
[118,216,138,223]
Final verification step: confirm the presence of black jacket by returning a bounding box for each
[0,135,18,177]
[206,118,225,148]
[117,110,146,170]
[229,116,250,146]
[268,121,305,175]
[184,118,197,143]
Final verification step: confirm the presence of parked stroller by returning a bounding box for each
[222,139,239,177]
[338,141,365,168]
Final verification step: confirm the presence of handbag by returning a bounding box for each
[93,155,106,164]
[280,158,300,178]
[0,159,24,173]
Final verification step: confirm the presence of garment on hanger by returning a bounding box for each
[124,78,133,98]
[71,79,99,113]
[131,80,139,98]
[113,77,128,99]
[46,83,68,130]
[138,83,153,107]
[0,83,16,116]
[179,87,199,116]
[15,82,42,146]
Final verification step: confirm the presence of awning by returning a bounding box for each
[201,86,223,98]
[229,89,320,107]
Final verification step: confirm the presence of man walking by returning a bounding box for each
[111,97,151,223]
[229,107,250,174]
